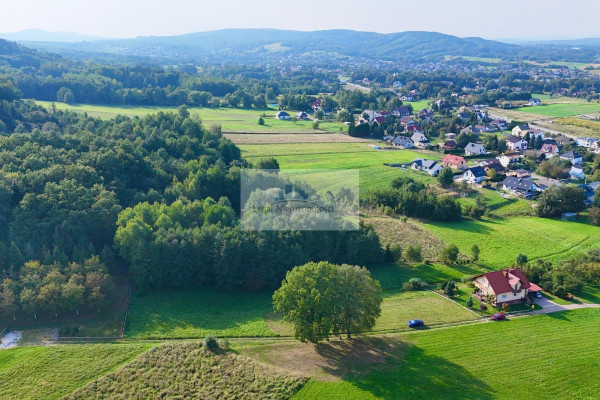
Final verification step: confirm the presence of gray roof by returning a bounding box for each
[507,135,526,143]
[503,177,537,191]
[392,136,413,146]
[465,142,485,152]
[561,151,582,160]
[411,132,429,143]
[465,166,486,178]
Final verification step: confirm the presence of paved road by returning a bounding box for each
[527,296,600,316]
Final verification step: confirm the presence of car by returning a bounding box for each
[491,312,506,321]
[536,291,543,299]
[408,319,424,328]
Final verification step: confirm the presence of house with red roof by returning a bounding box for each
[472,268,542,305]
[442,154,467,170]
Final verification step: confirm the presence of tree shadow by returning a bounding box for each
[315,337,495,399]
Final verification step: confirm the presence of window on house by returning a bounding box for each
[502,294,506,299]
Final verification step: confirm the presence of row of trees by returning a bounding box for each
[0,256,114,319]
[362,177,462,221]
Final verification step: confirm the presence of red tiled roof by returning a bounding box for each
[442,154,465,165]
[475,268,532,294]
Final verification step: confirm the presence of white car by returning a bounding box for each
[535,292,543,299]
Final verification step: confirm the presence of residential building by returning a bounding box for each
[576,137,600,148]
[410,158,443,176]
[497,153,523,168]
[464,142,487,156]
[392,136,414,149]
[462,166,487,184]
[560,151,583,165]
[411,132,430,148]
[506,135,528,152]
[502,176,538,197]
[472,268,541,306]
[275,111,290,120]
[569,165,585,180]
[442,154,468,170]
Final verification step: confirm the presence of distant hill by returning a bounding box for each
[0,29,103,43]
[10,29,600,64]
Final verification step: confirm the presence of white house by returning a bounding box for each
[411,158,443,176]
[576,137,600,148]
[275,111,290,120]
[560,151,583,165]
[464,142,487,156]
[512,124,530,137]
[411,132,430,148]
[506,135,528,152]
[392,136,414,149]
[497,153,523,168]
[462,166,487,184]
[569,165,585,180]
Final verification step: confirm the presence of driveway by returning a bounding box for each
[526,296,600,316]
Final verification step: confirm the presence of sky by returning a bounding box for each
[3,0,600,40]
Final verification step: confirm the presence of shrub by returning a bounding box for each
[466,297,474,308]
[439,244,459,265]
[409,277,428,290]
[203,336,220,351]
[479,303,488,311]
[403,245,422,263]
[312,121,320,130]
[258,117,265,125]
[501,303,510,312]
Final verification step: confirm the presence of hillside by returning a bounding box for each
[20,29,600,64]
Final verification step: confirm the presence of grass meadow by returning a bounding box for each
[424,216,600,267]
[287,308,600,399]
[0,343,152,400]
[514,102,600,117]
[34,100,348,133]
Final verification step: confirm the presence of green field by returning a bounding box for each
[33,100,348,133]
[240,142,439,192]
[0,343,152,400]
[125,283,480,339]
[514,102,600,117]
[424,216,600,267]
[404,99,431,111]
[288,308,600,399]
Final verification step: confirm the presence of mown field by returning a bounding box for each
[34,100,348,133]
[125,285,480,339]
[514,102,600,117]
[240,142,440,193]
[0,343,152,400]
[284,308,600,399]
[424,216,600,267]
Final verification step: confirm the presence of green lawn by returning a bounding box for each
[125,287,280,339]
[240,142,439,193]
[0,343,152,400]
[33,100,348,133]
[292,308,600,399]
[514,102,600,117]
[423,216,600,267]
[374,290,479,332]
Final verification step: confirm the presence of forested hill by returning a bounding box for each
[20,29,600,64]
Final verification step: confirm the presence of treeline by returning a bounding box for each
[114,200,383,292]
[0,39,336,107]
[0,256,114,319]
[361,177,462,221]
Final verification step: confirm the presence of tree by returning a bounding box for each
[254,157,280,170]
[516,254,528,266]
[273,261,382,342]
[536,185,587,218]
[471,244,480,262]
[590,207,600,226]
[312,121,320,130]
[403,245,422,263]
[258,117,265,125]
[438,167,454,187]
[466,297,474,308]
[439,244,459,265]
[331,264,382,338]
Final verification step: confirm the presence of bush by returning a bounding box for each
[312,121,320,130]
[258,117,265,125]
[479,303,488,311]
[501,303,510,312]
[409,277,428,290]
[466,297,474,308]
[203,336,220,351]
[439,244,459,265]
[403,245,422,263]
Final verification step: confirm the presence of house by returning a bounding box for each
[512,124,530,137]
[444,140,457,150]
[569,165,585,180]
[540,144,560,159]
[472,268,541,306]
[576,137,600,148]
[535,177,567,192]
[296,111,308,120]
[555,135,574,146]
[391,107,409,117]
[275,111,290,120]
[578,184,597,205]
[502,177,539,197]
[411,132,430,148]
[591,141,600,154]
[478,158,505,173]
[392,136,414,149]
[506,135,528,152]
[560,151,583,165]
[399,116,415,126]
[464,142,487,156]
[462,166,487,184]
[497,153,523,168]
[442,154,468,170]
[528,98,541,106]
[410,158,443,176]
[457,111,470,121]
[418,108,434,120]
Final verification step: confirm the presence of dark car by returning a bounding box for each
[408,319,424,328]
[491,312,506,321]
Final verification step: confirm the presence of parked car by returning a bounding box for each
[536,291,543,299]
[408,319,424,328]
[491,313,506,321]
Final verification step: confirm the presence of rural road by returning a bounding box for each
[527,296,600,316]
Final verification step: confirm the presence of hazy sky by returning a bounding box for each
[3,0,600,40]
